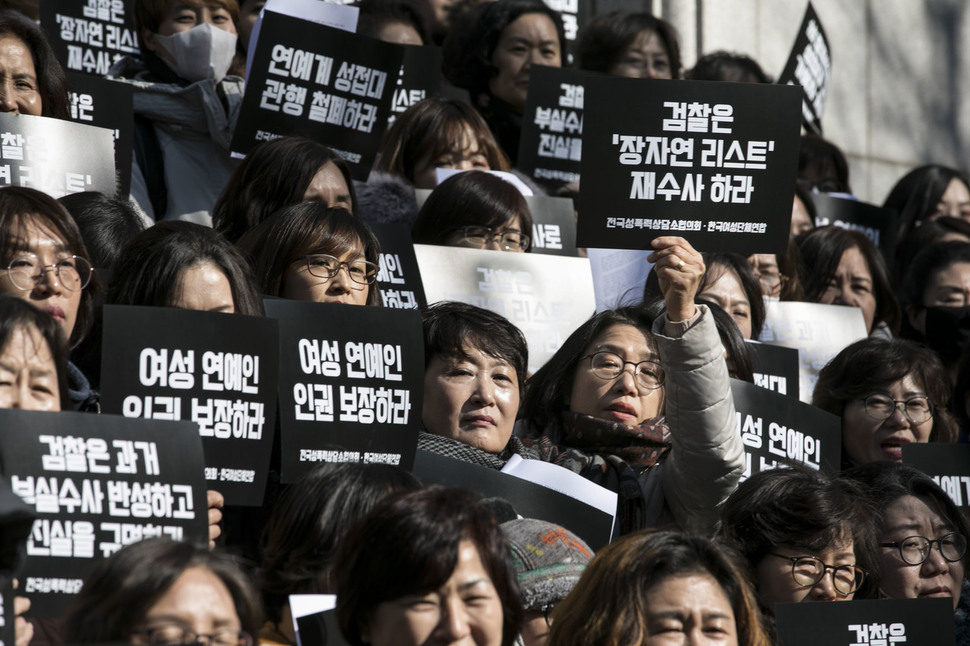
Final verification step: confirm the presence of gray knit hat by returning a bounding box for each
[500,518,593,612]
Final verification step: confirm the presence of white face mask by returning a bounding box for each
[153,22,238,84]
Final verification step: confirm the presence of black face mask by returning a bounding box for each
[924,306,970,360]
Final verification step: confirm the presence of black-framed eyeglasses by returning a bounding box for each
[133,625,254,646]
[859,394,935,425]
[6,253,92,292]
[449,226,530,252]
[750,269,789,295]
[880,532,968,566]
[582,351,665,391]
[768,553,865,596]
[301,254,377,285]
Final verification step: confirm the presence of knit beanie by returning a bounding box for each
[500,518,593,611]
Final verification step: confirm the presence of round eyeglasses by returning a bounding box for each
[6,253,92,292]
[768,553,866,596]
[133,625,253,646]
[449,226,530,252]
[880,532,968,566]
[301,254,378,285]
[582,351,665,391]
[859,394,935,425]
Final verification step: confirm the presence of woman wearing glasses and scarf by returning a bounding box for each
[518,236,743,536]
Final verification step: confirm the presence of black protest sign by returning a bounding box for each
[0,410,207,617]
[812,193,898,268]
[777,3,831,135]
[66,72,134,196]
[296,609,349,646]
[578,76,801,254]
[0,114,115,198]
[388,45,445,127]
[99,306,279,507]
[544,0,579,46]
[529,195,578,256]
[775,597,954,646]
[730,379,840,482]
[746,341,800,399]
[368,221,427,309]
[414,450,613,551]
[232,12,404,179]
[0,579,11,646]
[517,66,585,191]
[902,443,970,514]
[40,0,139,76]
[264,300,423,483]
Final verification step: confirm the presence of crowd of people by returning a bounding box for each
[0,0,967,644]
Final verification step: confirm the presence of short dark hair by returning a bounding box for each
[260,463,421,622]
[353,0,432,44]
[796,225,901,334]
[576,11,682,79]
[422,301,528,392]
[520,306,657,430]
[411,170,532,248]
[212,136,357,243]
[376,97,510,184]
[698,299,755,382]
[134,0,240,42]
[718,465,879,601]
[883,164,970,242]
[107,221,263,317]
[548,529,770,646]
[798,134,851,194]
[701,252,766,340]
[901,240,970,311]
[442,0,565,99]
[58,192,147,270]
[0,9,69,119]
[0,294,70,410]
[843,461,970,577]
[236,204,382,306]
[63,538,262,644]
[688,50,771,83]
[812,336,957,445]
[0,186,99,348]
[333,486,523,646]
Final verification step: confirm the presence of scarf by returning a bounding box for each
[417,431,539,471]
[523,411,672,534]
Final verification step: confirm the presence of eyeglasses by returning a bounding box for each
[449,226,530,252]
[6,253,92,292]
[750,269,789,295]
[859,394,935,425]
[133,625,253,646]
[880,532,968,566]
[582,351,665,391]
[301,254,378,285]
[768,553,865,596]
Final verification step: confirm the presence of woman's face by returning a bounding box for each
[909,261,970,334]
[840,374,934,465]
[0,324,59,411]
[171,263,235,313]
[422,345,519,454]
[281,246,371,306]
[0,35,42,116]
[817,245,877,333]
[302,162,353,211]
[748,254,783,298]
[754,539,858,605]
[364,540,504,646]
[930,178,970,221]
[0,216,83,338]
[132,566,243,646]
[790,195,813,237]
[445,216,528,253]
[878,495,965,610]
[412,126,490,190]
[699,266,753,339]
[609,29,672,79]
[569,323,663,425]
[488,13,561,112]
[642,574,737,646]
[238,0,264,52]
[152,4,236,37]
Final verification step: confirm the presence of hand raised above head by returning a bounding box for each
[646,236,705,322]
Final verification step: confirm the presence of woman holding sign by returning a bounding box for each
[442,0,565,165]
[520,236,743,535]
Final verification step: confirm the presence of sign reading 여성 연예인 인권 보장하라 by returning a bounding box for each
[368,221,427,310]
[902,443,970,515]
[577,76,801,255]
[232,10,404,180]
[99,306,280,507]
